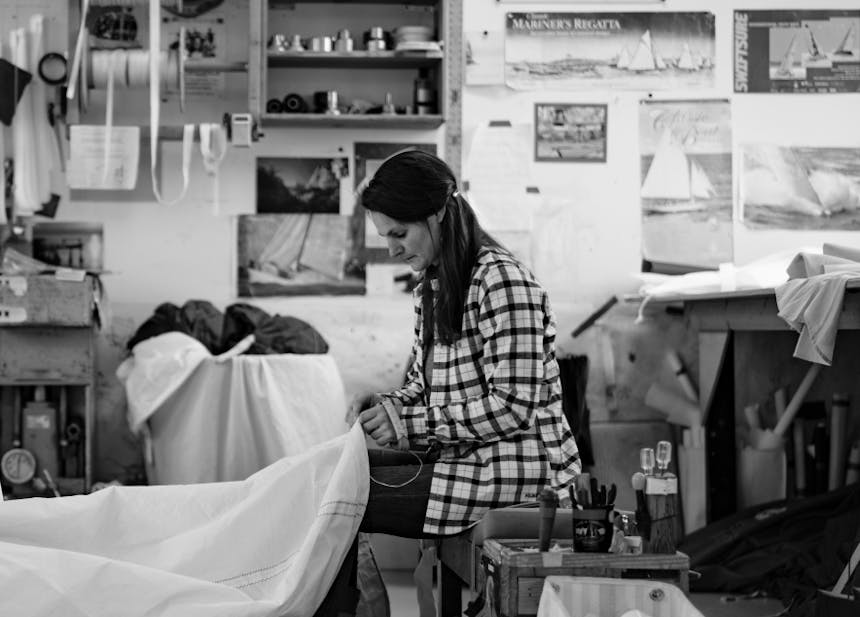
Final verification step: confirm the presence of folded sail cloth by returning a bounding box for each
[775,251,860,365]
[0,424,369,617]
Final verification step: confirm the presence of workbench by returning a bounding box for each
[652,281,860,521]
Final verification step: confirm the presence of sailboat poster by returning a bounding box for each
[505,12,715,91]
[740,145,860,230]
[734,10,860,93]
[639,100,732,269]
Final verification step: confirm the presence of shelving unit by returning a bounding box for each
[249,0,462,171]
[0,276,97,498]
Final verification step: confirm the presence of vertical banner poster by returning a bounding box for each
[639,100,732,270]
[734,10,860,93]
[505,12,715,91]
[740,144,860,230]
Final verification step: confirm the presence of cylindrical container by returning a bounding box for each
[572,507,613,552]
[291,34,305,51]
[310,36,333,52]
[325,90,340,115]
[335,29,354,52]
[645,494,678,554]
[829,393,849,490]
[413,68,435,115]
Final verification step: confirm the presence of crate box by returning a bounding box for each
[482,539,690,617]
[537,576,703,617]
[0,275,95,326]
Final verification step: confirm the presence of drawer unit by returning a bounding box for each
[0,276,94,326]
[0,328,94,383]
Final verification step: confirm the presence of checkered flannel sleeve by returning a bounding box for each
[400,261,546,446]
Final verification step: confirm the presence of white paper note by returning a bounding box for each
[67,125,140,190]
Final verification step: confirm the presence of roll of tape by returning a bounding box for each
[283,93,307,113]
[266,98,284,113]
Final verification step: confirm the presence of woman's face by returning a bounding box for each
[369,210,441,272]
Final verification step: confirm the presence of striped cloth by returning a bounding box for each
[381,245,581,535]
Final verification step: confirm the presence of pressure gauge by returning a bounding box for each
[1,448,37,485]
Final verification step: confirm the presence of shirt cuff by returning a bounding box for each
[380,397,409,450]
[401,405,429,443]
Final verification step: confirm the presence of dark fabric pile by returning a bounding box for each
[680,483,860,616]
[127,300,329,355]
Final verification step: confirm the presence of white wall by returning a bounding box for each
[463,0,860,319]
[4,0,859,481]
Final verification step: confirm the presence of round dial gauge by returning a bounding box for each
[1,448,37,485]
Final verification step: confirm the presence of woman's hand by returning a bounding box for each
[346,393,383,425]
[359,404,396,447]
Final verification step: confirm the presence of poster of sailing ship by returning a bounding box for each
[740,145,860,230]
[237,214,365,296]
[534,103,607,162]
[505,12,715,91]
[257,157,348,214]
[639,100,732,269]
[734,10,860,93]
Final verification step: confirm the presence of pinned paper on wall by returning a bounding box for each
[465,30,505,85]
[66,125,140,190]
[464,120,534,232]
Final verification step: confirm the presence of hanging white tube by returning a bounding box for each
[11,28,40,215]
[149,0,193,205]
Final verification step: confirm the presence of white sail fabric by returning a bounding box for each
[690,160,715,199]
[615,46,631,69]
[628,30,657,71]
[0,424,369,617]
[677,43,695,70]
[117,331,349,485]
[641,130,691,200]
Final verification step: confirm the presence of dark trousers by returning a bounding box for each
[315,448,441,617]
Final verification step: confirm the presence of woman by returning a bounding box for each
[353,150,581,540]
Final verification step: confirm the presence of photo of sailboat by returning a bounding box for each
[505,11,715,91]
[741,144,860,230]
[833,24,856,57]
[639,100,732,269]
[771,32,803,79]
[640,130,714,213]
[237,214,365,296]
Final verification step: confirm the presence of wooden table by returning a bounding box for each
[650,282,860,521]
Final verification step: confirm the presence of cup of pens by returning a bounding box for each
[569,473,616,552]
[572,506,613,552]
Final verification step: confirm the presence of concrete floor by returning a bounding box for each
[381,570,788,617]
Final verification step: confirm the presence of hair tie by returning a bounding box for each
[452,189,460,198]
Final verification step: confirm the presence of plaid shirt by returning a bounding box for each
[381,246,581,535]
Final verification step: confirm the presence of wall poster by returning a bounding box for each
[505,12,715,91]
[639,99,732,270]
[740,144,860,230]
[256,156,348,214]
[734,10,860,93]
[237,213,365,296]
[534,103,607,162]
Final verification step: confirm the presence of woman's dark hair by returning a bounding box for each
[360,150,502,344]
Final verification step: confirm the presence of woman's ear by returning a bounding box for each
[435,205,446,224]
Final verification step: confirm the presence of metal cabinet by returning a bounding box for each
[0,275,97,498]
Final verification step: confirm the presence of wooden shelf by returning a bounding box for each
[267,50,443,69]
[261,113,444,128]
[270,0,437,5]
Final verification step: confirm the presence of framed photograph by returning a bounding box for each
[354,142,437,263]
[534,103,607,162]
[257,156,348,214]
[237,213,365,297]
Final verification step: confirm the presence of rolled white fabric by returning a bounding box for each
[28,15,57,204]
[11,28,40,215]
